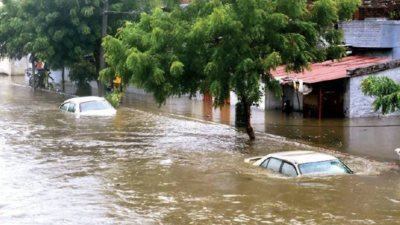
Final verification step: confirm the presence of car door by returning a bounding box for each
[67,103,76,113]
[281,162,298,177]
[261,157,298,177]
[60,102,70,111]
[264,157,283,172]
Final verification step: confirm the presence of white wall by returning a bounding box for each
[280,85,303,111]
[349,67,400,117]
[265,89,281,110]
[12,57,30,75]
[229,82,265,110]
[0,59,11,75]
[125,84,266,111]
[0,57,29,76]
[49,68,71,84]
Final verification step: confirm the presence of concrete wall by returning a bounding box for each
[339,20,400,59]
[0,59,11,75]
[228,82,266,110]
[292,89,303,111]
[265,89,281,110]
[0,57,29,75]
[11,58,30,75]
[281,85,303,111]
[348,67,400,117]
[125,82,266,110]
[49,68,71,84]
[343,79,351,117]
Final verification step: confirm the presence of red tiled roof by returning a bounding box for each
[271,56,392,83]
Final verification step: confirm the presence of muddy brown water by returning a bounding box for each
[1,76,400,224]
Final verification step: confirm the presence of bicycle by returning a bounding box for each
[26,68,40,88]
[26,68,53,89]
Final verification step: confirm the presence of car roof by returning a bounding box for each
[62,96,106,104]
[266,151,338,165]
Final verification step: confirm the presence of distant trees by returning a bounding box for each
[361,76,400,114]
[102,0,360,139]
[0,0,159,90]
[1,0,102,90]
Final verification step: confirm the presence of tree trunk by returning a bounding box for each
[62,66,65,92]
[241,97,255,140]
[32,62,36,90]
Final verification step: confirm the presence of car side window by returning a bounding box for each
[281,162,298,177]
[266,158,282,172]
[260,158,270,168]
[60,103,69,111]
[68,103,76,113]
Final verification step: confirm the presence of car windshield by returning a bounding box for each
[298,160,353,175]
[80,100,113,112]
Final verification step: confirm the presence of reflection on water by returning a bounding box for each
[121,86,400,162]
[1,76,400,224]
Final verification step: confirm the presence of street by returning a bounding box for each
[1,76,400,224]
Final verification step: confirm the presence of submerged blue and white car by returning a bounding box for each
[245,151,353,177]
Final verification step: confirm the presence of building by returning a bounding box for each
[339,20,400,59]
[354,0,400,20]
[268,56,400,118]
[264,0,400,118]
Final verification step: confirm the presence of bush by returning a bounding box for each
[69,60,98,86]
[104,92,123,108]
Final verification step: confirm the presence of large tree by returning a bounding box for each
[102,0,360,139]
[0,0,157,90]
[1,0,102,78]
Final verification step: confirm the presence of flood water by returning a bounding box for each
[122,92,400,162]
[1,75,400,224]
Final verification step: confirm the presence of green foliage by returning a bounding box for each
[361,76,400,114]
[43,70,54,90]
[104,92,123,108]
[311,0,338,28]
[274,0,306,19]
[1,0,102,69]
[337,0,361,21]
[102,0,359,138]
[69,60,98,85]
[0,0,33,60]
[263,75,282,99]
[1,0,158,72]
[160,0,182,11]
[388,11,400,20]
[102,6,203,106]
[235,102,246,127]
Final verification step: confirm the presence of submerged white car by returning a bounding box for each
[59,96,116,116]
[245,151,353,177]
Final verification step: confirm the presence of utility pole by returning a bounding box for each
[98,1,149,97]
[98,0,109,96]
